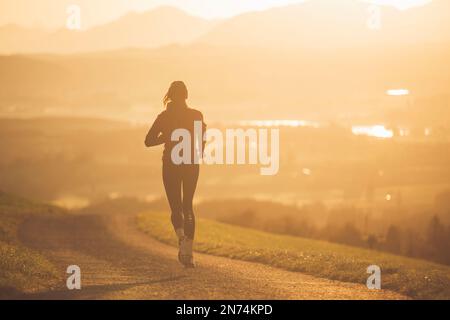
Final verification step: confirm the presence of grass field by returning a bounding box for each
[138,212,450,300]
[0,192,60,297]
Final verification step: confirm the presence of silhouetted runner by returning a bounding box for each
[145,81,206,268]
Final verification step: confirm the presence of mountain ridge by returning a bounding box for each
[0,6,216,54]
[1,1,448,53]
[198,0,450,48]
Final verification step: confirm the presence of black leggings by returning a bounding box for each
[162,162,199,240]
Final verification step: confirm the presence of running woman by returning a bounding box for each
[145,81,206,268]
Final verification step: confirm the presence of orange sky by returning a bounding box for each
[0,0,432,29]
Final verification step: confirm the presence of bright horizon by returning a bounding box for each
[0,0,432,29]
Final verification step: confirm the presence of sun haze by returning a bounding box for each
[0,0,432,28]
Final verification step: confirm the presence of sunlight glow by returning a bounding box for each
[352,125,394,138]
[387,89,410,96]
[240,120,320,128]
[366,0,432,10]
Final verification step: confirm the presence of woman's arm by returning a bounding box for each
[145,115,165,147]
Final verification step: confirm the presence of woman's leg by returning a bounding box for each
[182,164,199,240]
[162,162,183,233]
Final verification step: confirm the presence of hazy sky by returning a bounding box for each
[0,0,432,29]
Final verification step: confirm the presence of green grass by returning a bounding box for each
[138,212,450,300]
[0,192,60,297]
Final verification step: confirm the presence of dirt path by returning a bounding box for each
[17,212,407,300]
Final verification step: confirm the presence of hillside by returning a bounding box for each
[0,192,60,298]
[138,211,450,299]
[0,193,448,299]
[0,192,407,299]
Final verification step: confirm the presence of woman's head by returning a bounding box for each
[164,81,188,107]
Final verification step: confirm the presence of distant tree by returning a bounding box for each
[445,226,450,264]
[385,225,402,254]
[405,229,418,257]
[427,215,445,248]
[331,223,363,247]
[367,234,378,250]
[426,215,449,264]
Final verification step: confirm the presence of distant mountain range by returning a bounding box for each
[1,1,449,54]
[0,6,216,54]
[198,0,450,48]
[0,0,449,124]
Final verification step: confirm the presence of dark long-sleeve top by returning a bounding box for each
[145,103,206,163]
